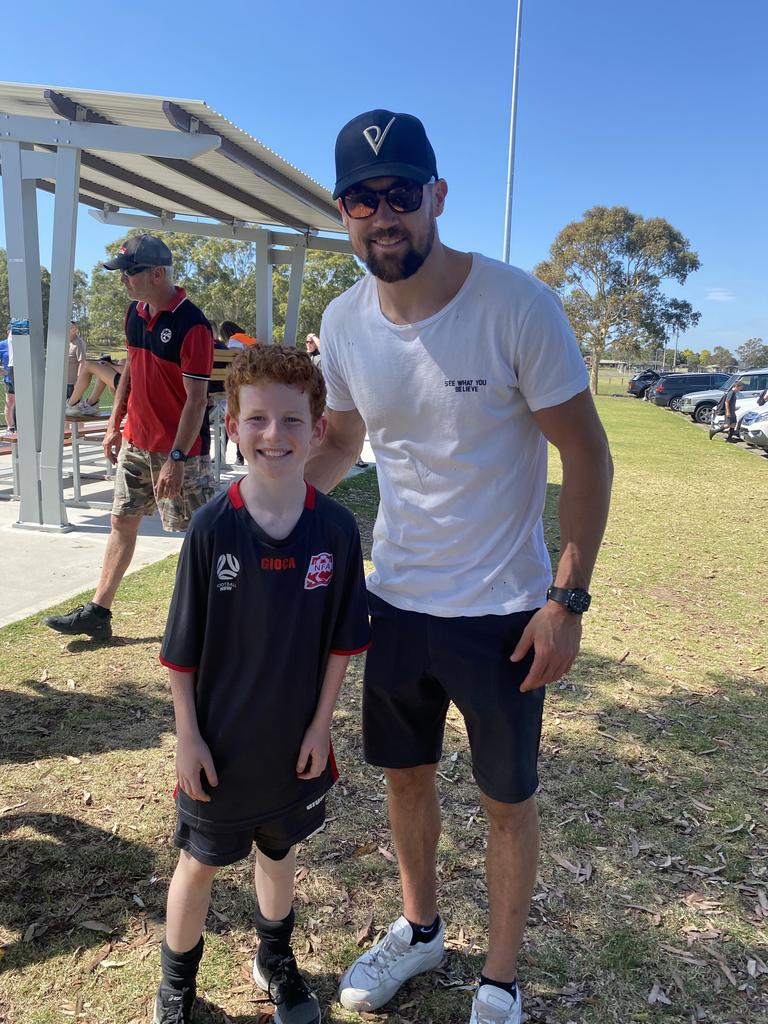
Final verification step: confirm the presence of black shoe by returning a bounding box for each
[43,603,112,639]
[354,459,368,469]
[153,981,195,1024]
[253,952,320,1024]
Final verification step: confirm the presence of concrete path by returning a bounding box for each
[0,439,375,628]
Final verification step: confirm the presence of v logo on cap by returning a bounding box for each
[363,117,396,156]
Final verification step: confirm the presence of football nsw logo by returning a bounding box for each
[304,552,333,590]
[160,328,172,344]
[216,553,240,591]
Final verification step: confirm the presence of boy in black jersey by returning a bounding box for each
[154,346,370,1024]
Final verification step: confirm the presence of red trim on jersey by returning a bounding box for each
[137,287,188,328]
[228,479,245,509]
[328,739,339,783]
[173,783,179,800]
[159,655,197,672]
[228,479,318,512]
[330,642,372,656]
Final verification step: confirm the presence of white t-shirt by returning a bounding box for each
[320,253,589,617]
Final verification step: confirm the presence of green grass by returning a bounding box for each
[1,398,766,1023]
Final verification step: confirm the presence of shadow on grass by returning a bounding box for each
[0,811,155,971]
[65,633,164,652]
[0,677,173,763]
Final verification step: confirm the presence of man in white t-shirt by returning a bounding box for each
[306,110,613,1024]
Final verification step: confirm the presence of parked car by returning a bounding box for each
[740,410,768,449]
[711,395,765,436]
[627,368,662,399]
[649,373,731,411]
[680,368,768,424]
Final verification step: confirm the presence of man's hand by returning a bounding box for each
[176,732,218,802]
[103,425,122,465]
[510,602,583,692]
[296,721,330,779]
[156,458,185,499]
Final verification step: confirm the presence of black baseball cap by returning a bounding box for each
[333,110,438,199]
[104,235,173,271]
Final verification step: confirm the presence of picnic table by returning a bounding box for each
[0,412,113,505]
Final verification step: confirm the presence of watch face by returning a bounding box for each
[569,589,591,613]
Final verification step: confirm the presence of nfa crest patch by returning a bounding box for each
[160,328,172,344]
[304,552,333,590]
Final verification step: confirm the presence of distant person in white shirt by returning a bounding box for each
[2,327,15,433]
[306,109,613,1024]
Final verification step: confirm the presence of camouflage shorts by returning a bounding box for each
[113,442,215,532]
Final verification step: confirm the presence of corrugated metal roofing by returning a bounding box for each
[0,81,344,234]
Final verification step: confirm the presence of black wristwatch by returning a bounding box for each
[546,586,592,614]
[169,448,188,463]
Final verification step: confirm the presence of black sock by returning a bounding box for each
[86,601,111,618]
[479,974,517,999]
[407,915,440,945]
[161,936,204,990]
[255,905,295,968]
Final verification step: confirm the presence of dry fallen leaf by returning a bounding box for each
[80,920,113,934]
[355,910,374,945]
[352,841,378,858]
[647,980,672,1005]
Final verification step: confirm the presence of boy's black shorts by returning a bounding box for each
[174,797,326,867]
[363,593,545,805]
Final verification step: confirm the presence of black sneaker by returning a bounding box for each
[354,459,368,469]
[253,952,320,1024]
[153,981,195,1023]
[43,603,113,639]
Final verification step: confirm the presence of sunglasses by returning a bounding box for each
[121,264,151,277]
[341,180,429,220]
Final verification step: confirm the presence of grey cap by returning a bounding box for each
[104,235,173,271]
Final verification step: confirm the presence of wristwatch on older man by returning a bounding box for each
[546,586,592,614]
[169,448,188,463]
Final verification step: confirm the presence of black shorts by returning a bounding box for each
[173,798,327,867]
[4,368,14,395]
[363,593,545,804]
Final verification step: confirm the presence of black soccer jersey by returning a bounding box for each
[160,481,370,832]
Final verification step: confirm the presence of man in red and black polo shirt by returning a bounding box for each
[45,235,215,641]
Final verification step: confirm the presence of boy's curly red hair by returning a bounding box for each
[224,344,326,423]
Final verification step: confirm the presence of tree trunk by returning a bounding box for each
[589,339,606,395]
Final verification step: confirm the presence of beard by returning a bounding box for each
[358,219,436,283]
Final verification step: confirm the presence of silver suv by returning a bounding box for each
[679,367,768,424]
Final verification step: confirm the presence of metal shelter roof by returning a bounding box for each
[0,81,351,532]
[0,81,344,235]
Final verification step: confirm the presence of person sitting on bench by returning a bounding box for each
[66,355,126,416]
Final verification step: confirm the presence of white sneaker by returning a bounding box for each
[338,915,444,1012]
[67,399,98,417]
[470,983,522,1024]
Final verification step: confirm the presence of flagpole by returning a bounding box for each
[502,0,524,264]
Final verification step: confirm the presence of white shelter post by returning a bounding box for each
[283,238,307,346]
[254,229,273,342]
[0,140,46,525]
[40,144,81,528]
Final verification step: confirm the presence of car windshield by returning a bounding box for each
[721,374,738,390]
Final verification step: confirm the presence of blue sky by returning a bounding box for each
[1,0,765,352]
